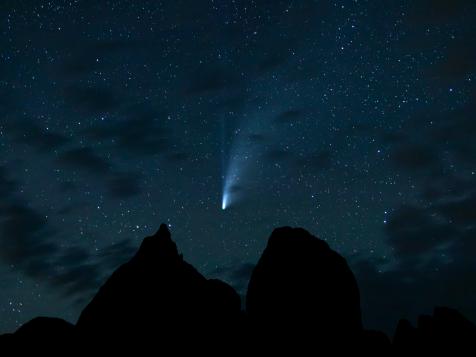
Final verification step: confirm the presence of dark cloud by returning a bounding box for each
[297,151,333,172]
[432,44,476,80]
[5,120,70,151]
[275,110,303,124]
[356,94,476,330]
[85,109,169,156]
[218,93,248,113]
[351,78,476,332]
[106,173,142,199]
[356,171,476,332]
[248,133,266,143]
[166,152,190,163]
[58,181,78,193]
[58,146,144,198]
[431,106,476,160]
[243,1,326,79]
[375,94,476,175]
[265,148,292,162]
[355,251,476,334]
[0,88,19,117]
[62,55,102,77]
[56,247,90,268]
[50,238,137,299]
[97,238,137,269]
[64,86,120,114]
[391,144,438,171]
[408,0,474,24]
[0,169,90,296]
[0,204,59,269]
[353,259,424,334]
[257,53,288,73]
[380,130,406,145]
[0,96,69,152]
[22,259,56,281]
[185,65,238,95]
[436,192,476,226]
[61,40,136,76]
[0,168,58,272]
[0,166,17,196]
[57,203,87,216]
[228,184,244,195]
[385,205,455,261]
[51,263,102,298]
[0,165,136,299]
[58,147,111,175]
[90,40,136,53]
[47,238,136,299]
[264,148,332,173]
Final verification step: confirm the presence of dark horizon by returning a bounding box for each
[1,0,476,335]
[2,224,475,353]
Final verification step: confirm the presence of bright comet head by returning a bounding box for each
[221,192,228,210]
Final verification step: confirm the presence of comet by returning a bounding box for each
[221,158,240,210]
[221,192,229,210]
[220,112,260,210]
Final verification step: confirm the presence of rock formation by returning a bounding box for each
[1,224,475,354]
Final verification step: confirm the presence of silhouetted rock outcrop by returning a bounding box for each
[361,329,392,352]
[394,307,476,352]
[76,224,241,348]
[15,316,74,338]
[1,224,475,354]
[394,318,418,350]
[246,226,362,348]
[0,317,74,352]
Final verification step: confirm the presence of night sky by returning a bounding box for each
[1,0,476,334]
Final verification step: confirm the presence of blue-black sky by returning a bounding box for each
[0,0,475,334]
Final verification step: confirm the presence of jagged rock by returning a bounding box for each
[246,226,362,347]
[360,330,392,353]
[15,316,74,338]
[0,317,74,352]
[394,318,417,350]
[76,223,241,346]
[1,224,475,353]
[394,307,476,352]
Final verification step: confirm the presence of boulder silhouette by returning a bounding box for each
[76,223,241,347]
[1,224,476,353]
[393,318,417,350]
[0,317,74,352]
[15,316,74,338]
[360,329,392,353]
[394,307,476,353]
[246,226,362,348]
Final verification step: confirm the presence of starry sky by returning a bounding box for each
[1,0,476,334]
